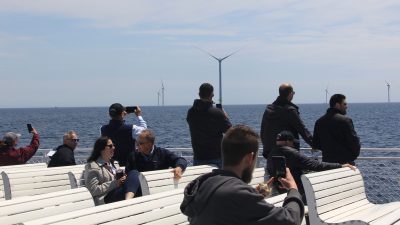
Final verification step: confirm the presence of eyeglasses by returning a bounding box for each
[137,142,147,146]
[106,144,114,148]
[68,139,79,142]
[292,91,296,95]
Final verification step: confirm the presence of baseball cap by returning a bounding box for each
[109,103,125,117]
[276,131,299,144]
[3,132,21,144]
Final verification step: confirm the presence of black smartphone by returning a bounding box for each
[27,124,33,133]
[125,106,138,113]
[216,104,222,109]
[272,156,286,178]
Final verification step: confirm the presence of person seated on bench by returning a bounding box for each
[85,136,142,205]
[48,130,79,167]
[0,127,40,166]
[181,125,304,225]
[267,130,355,203]
[125,129,188,179]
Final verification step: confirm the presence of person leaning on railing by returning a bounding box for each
[0,127,40,166]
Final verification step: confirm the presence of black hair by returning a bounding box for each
[199,83,214,99]
[329,94,346,108]
[222,125,259,166]
[279,85,293,98]
[87,136,110,162]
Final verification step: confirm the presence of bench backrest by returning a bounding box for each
[0,188,94,225]
[0,163,47,201]
[249,167,265,186]
[301,168,366,225]
[22,189,185,225]
[1,165,85,199]
[139,165,216,195]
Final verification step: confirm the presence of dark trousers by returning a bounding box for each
[104,170,142,204]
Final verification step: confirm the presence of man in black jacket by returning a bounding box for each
[48,131,78,167]
[187,83,232,168]
[125,130,187,179]
[181,125,304,225]
[268,130,354,203]
[260,84,313,158]
[313,94,361,165]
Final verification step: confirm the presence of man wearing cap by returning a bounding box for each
[0,127,40,166]
[267,130,354,203]
[313,94,361,165]
[101,103,147,166]
[48,131,79,167]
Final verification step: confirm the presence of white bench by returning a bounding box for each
[0,188,94,225]
[1,165,85,200]
[0,163,47,201]
[139,165,216,195]
[249,167,265,186]
[301,167,400,225]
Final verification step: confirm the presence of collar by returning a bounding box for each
[327,107,345,115]
[141,145,155,158]
[96,157,109,167]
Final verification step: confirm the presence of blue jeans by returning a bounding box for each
[193,158,222,169]
[104,170,142,204]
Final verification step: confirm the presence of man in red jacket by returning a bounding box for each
[0,127,40,166]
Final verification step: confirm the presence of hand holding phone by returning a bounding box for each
[125,106,138,113]
[27,124,33,133]
[272,156,286,179]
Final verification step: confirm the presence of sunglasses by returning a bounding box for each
[106,144,114,148]
[68,138,79,142]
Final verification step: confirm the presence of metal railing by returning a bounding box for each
[30,147,400,204]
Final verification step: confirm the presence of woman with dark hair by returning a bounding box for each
[84,136,141,205]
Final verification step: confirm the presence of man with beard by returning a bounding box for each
[313,94,361,165]
[180,125,304,225]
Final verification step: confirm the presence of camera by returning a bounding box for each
[125,106,138,113]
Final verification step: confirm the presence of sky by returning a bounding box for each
[1,0,400,108]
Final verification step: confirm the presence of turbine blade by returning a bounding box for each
[194,46,219,61]
[221,48,241,61]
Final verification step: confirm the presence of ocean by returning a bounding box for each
[1,103,399,150]
[1,103,399,203]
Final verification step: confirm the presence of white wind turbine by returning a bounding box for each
[386,81,391,103]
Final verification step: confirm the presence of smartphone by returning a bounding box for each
[27,124,33,133]
[272,156,286,178]
[216,104,222,109]
[125,106,138,113]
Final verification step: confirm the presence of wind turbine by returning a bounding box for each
[386,81,391,103]
[196,47,240,105]
[161,80,165,106]
[325,86,329,105]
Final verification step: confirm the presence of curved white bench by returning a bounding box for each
[0,163,47,201]
[0,188,93,225]
[301,167,400,225]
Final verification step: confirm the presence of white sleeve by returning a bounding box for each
[132,116,147,140]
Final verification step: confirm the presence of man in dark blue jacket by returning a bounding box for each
[101,103,147,166]
[125,129,187,179]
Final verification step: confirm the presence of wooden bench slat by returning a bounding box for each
[333,202,400,223]
[316,186,365,207]
[314,180,364,199]
[319,199,372,221]
[370,208,400,225]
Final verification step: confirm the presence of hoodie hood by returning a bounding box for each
[180,169,238,218]
[192,99,213,112]
[265,96,299,120]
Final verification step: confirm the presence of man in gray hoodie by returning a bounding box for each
[180,125,304,225]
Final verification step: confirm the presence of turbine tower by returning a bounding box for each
[197,47,240,105]
[386,81,391,103]
[325,86,329,105]
[161,80,165,106]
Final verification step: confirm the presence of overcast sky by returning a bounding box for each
[1,0,399,108]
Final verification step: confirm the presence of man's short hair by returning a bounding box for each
[279,85,293,98]
[138,129,155,144]
[109,103,125,118]
[329,94,346,108]
[222,125,259,166]
[63,131,77,141]
[199,83,214,99]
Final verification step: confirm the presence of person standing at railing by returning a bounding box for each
[313,94,361,165]
[47,131,79,167]
[85,136,142,205]
[268,130,355,203]
[187,83,232,168]
[125,129,187,179]
[101,103,147,166]
[0,127,40,166]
